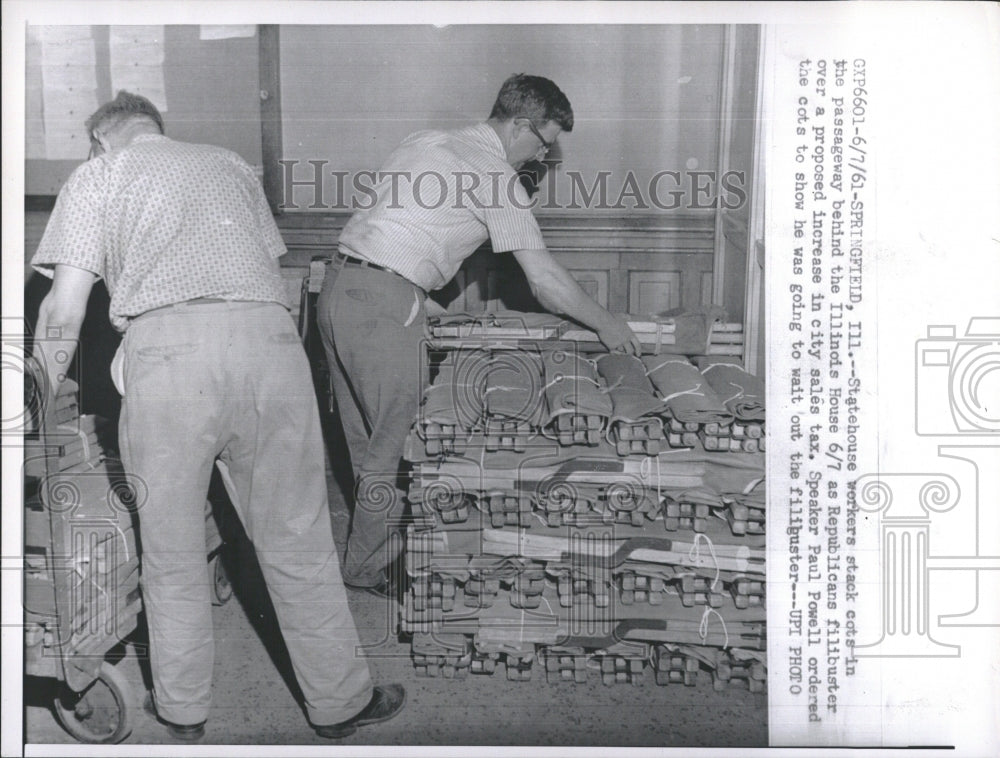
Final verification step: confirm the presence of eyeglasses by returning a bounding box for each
[520,118,554,156]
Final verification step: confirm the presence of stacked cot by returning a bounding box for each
[425,312,766,452]
[402,312,766,691]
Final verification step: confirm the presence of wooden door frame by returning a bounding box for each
[712,24,765,375]
[743,25,767,377]
[259,25,284,214]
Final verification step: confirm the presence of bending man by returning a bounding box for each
[32,91,404,742]
[317,74,640,596]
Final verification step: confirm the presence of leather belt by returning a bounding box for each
[332,252,424,295]
[336,252,393,273]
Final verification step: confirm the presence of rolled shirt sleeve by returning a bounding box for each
[482,174,546,253]
[32,160,108,280]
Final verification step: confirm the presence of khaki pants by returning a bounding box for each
[117,301,372,727]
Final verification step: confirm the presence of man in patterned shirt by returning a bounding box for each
[31,91,404,741]
[317,74,641,596]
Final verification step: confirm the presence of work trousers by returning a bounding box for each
[316,262,426,588]
[117,301,372,727]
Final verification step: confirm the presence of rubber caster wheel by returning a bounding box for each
[53,661,134,744]
[210,552,233,606]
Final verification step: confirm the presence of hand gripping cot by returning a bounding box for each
[426,310,746,357]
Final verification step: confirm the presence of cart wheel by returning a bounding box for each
[210,553,233,606]
[53,661,134,744]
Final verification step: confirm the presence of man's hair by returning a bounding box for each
[85,90,164,136]
[489,74,574,132]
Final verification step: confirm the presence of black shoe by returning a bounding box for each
[314,684,406,739]
[143,693,206,742]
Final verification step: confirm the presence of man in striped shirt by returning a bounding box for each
[317,74,641,596]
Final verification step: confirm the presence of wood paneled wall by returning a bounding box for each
[25,207,718,322]
[277,210,716,318]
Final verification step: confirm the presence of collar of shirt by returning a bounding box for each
[130,133,170,146]
[453,123,507,163]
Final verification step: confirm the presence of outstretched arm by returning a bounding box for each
[512,247,641,355]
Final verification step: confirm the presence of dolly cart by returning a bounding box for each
[22,360,143,743]
[22,358,233,743]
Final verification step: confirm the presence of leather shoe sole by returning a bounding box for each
[314,684,406,739]
[142,693,205,741]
